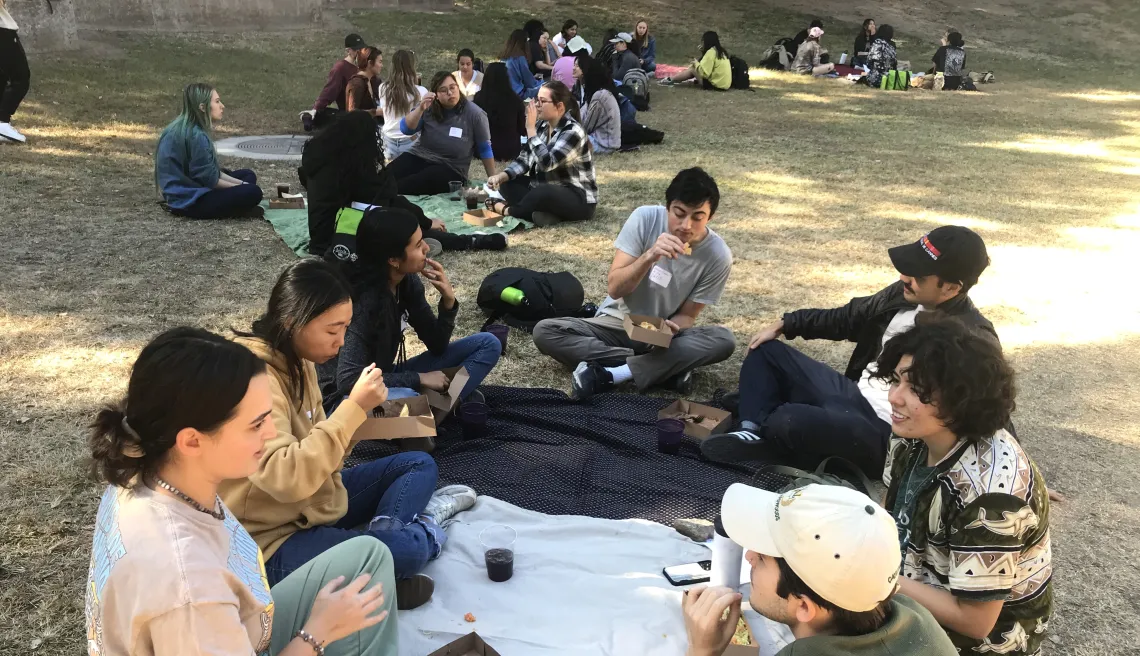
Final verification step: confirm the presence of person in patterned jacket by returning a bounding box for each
[485,80,598,227]
[876,318,1053,656]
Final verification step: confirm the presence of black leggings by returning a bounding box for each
[388,153,464,196]
[0,28,30,123]
[500,175,596,224]
[173,169,264,220]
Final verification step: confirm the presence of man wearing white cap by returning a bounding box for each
[682,483,957,656]
[610,32,641,81]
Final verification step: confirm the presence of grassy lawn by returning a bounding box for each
[2,0,1139,653]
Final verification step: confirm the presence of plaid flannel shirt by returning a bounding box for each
[504,115,598,204]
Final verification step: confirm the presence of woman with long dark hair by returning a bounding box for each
[300,111,504,257]
[320,209,502,410]
[474,62,527,163]
[485,81,597,227]
[345,46,383,115]
[579,56,622,154]
[453,48,484,98]
[388,71,497,196]
[501,29,541,99]
[854,18,877,67]
[863,24,897,88]
[551,19,580,57]
[224,259,478,610]
[155,83,264,219]
[658,31,732,90]
[85,326,400,655]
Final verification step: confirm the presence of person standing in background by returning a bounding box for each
[0,0,30,143]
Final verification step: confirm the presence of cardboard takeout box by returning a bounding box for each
[658,399,733,439]
[268,197,305,210]
[425,632,502,656]
[623,314,673,348]
[424,366,470,425]
[353,395,437,441]
[463,209,503,227]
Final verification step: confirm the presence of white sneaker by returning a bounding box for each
[423,485,477,526]
[0,122,26,143]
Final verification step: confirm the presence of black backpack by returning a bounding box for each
[477,268,588,332]
[729,55,751,89]
[621,121,665,147]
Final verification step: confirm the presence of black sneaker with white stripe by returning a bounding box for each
[700,426,765,463]
[571,361,615,401]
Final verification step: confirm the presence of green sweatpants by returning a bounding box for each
[269,536,400,656]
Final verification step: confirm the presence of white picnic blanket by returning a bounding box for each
[397,497,794,655]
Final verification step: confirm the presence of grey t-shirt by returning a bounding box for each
[598,205,733,320]
[408,101,491,178]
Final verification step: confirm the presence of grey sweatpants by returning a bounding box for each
[532,314,736,391]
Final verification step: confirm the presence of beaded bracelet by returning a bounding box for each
[295,629,326,656]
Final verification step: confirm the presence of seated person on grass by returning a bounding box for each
[875,318,1054,656]
[578,56,623,155]
[683,483,957,656]
[532,167,735,399]
[318,208,502,409]
[610,32,641,82]
[502,29,542,100]
[853,19,877,67]
[632,20,657,73]
[659,31,732,90]
[388,71,497,197]
[155,83,264,220]
[223,259,478,610]
[454,49,484,98]
[345,46,383,116]
[85,327,399,656]
[790,19,824,57]
[485,81,598,227]
[701,226,995,478]
[789,27,836,76]
[300,111,505,258]
[300,33,369,131]
[932,31,967,91]
[863,25,898,88]
[378,50,427,162]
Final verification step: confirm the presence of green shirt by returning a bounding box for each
[775,595,957,656]
[883,431,1054,656]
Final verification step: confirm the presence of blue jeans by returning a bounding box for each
[589,134,616,155]
[176,169,264,220]
[388,332,502,400]
[383,134,416,163]
[641,58,657,73]
[265,451,440,586]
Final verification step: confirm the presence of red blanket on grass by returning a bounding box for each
[654,63,689,79]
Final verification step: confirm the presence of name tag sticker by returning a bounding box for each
[520,135,528,144]
[649,266,672,288]
[449,127,464,138]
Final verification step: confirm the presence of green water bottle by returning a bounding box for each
[501,286,525,306]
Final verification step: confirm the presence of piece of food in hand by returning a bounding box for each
[399,403,411,418]
[683,243,693,256]
[464,612,476,622]
[731,616,753,646]
[639,321,659,331]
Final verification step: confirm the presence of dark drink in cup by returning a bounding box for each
[485,548,514,582]
[466,193,479,210]
[276,183,290,198]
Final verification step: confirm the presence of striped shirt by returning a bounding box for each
[504,114,598,204]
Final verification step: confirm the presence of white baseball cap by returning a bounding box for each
[720,483,901,612]
[610,32,633,44]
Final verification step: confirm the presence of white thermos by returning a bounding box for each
[709,515,744,590]
[839,51,849,65]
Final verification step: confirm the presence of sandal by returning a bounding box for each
[485,198,509,215]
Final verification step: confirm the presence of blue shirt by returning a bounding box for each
[155,127,220,209]
[505,55,540,100]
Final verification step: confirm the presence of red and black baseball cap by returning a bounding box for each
[888,226,990,287]
[345,33,368,50]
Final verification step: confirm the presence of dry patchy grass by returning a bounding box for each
[1,0,1139,653]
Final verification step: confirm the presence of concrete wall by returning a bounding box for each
[324,0,452,11]
[6,0,78,51]
[74,0,325,31]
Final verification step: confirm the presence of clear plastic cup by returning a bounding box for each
[449,180,463,200]
[480,524,516,582]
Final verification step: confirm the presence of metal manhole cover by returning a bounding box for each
[216,135,310,161]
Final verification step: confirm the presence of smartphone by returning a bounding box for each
[663,560,711,586]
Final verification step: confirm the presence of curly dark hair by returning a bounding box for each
[873,316,1015,442]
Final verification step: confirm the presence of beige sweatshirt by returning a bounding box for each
[220,337,367,559]
[85,485,274,655]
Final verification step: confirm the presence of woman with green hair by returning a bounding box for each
[155,83,264,219]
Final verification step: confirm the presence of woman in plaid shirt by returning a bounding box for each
[486,81,598,227]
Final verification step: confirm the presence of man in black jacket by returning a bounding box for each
[701,226,996,476]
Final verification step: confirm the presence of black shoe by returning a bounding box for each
[663,370,694,396]
[471,233,507,250]
[701,427,764,464]
[229,205,265,220]
[571,361,614,401]
[398,437,436,453]
[396,574,434,610]
[721,390,740,415]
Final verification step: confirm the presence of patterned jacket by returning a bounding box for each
[504,114,598,204]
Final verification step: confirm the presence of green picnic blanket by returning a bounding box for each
[262,194,531,257]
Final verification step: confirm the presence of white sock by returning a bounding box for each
[606,364,633,384]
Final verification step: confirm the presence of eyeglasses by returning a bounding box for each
[534,98,552,106]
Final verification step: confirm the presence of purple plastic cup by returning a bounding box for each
[657,418,685,455]
[460,401,489,439]
[484,324,509,352]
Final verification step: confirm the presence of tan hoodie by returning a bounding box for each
[220,336,367,559]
